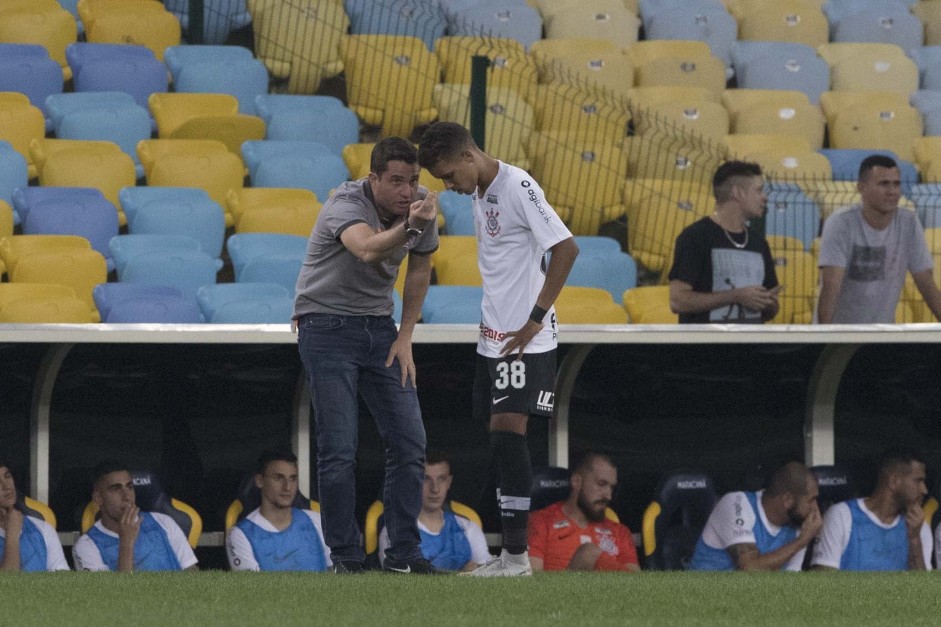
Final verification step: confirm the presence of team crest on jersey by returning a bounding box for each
[597,534,618,555]
[485,208,501,237]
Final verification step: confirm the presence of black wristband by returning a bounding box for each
[529,304,548,324]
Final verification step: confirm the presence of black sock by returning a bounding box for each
[491,430,532,554]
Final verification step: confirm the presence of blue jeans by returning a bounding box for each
[297,313,426,563]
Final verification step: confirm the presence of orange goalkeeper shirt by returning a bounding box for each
[528,502,639,571]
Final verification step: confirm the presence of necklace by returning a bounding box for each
[721,225,748,249]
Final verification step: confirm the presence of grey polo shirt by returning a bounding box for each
[293,179,438,317]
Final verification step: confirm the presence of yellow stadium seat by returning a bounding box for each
[433,84,534,170]
[226,187,322,237]
[632,100,730,149]
[431,235,480,286]
[529,38,619,81]
[0,235,91,278]
[168,115,266,156]
[625,188,700,273]
[622,285,677,323]
[626,40,714,69]
[816,42,908,68]
[248,0,348,94]
[11,248,107,319]
[829,53,918,95]
[765,234,807,256]
[0,5,78,81]
[722,134,813,160]
[722,89,810,122]
[530,142,628,235]
[737,0,828,47]
[149,93,239,137]
[913,136,941,174]
[748,149,832,186]
[819,90,909,125]
[728,97,826,150]
[528,82,630,141]
[807,181,860,221]
[148,151,244,208]
[81,0,181,61]
[542,49,635,103]
[40,148,136,215]
[534,0,639,19]
[828,104,922,163]
[630,86,721,111]
[913,0,941,46]
[77,0,164,34]
[136,139,230,180]
[0,282,78,309]
[0,295,94,323]
[0,199,14,252]
[340,35,440,138]
[633,54,727,95]
[622,135,722,184]
[770,250,816,324]
[623,178,714,218]
[435,36,537,100]
[902,255,941,322]
[554,286,626,323]
[29,139,122,181]
[0,98,47,179]
[542,0,641,49]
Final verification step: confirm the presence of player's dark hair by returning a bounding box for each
[255,450,298,476]
[766,461,812,497]
[425,449,450,468]
[91,460,129,489]
[570,450,615,477]
[876,447,925,484]
[417,121,476,168]
[858,154,898,181]
[370,137,418,177]
[712,160,763,202]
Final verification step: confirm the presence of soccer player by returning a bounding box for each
[529,452,639,572]
[668,160,780,323]
[812,448,932,571]
[689,461,822,571]
[418,122,579,576]
[294,137,439,575]
[0,460,69,571]
[73,462,198,572]
[227,450,331,571]
[378,451,490,572]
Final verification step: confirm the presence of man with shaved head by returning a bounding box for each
[690,461,822,571]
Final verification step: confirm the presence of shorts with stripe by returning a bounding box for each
[473,350,557,420]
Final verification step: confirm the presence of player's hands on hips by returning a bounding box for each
[501,320,542,360]
[905,502,925,539]
[408,191,438,230]
[386,336,417,388]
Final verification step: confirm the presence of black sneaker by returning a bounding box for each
[383,557,442,575]
[332,560,365,574]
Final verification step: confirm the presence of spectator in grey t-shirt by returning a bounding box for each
[817,154,941,324]
[293,138,440,575]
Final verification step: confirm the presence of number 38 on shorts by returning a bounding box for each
[473,350,558,419]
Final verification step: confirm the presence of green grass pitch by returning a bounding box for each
[4,571,941,626]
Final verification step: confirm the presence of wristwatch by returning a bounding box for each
[404,219,424,238]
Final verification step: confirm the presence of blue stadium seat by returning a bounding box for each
[241,140,350,202]
[119,186,217,226]
[93,283,189,322]
[638,0,727,24]
[446,3,543,50]
[164,0,253,45]
[237,254,303,294]
[566,250,638,303]
[104,293,204,323]
[421,285,482,322]
[196,282,294,323]
[346,0,447,51]
[443,207,475,235]
[66,43,169,109]
[913,47,941,90]
[764,186,821,251]
[819,149,919,198]
[108,233,203,278]
[163,44,255,85]
[830,5,923,51]
[56,105,152,179]
[261,105,360,155]
[732,42,830,104]
[0,140,28,226]
[173,56,270,115]
[46,91,149,133]
[437,190,472,230]
[16,187,120,272]
[0,43,64,131]
[126,190,226,268]
[642,3,737,67]
[254,94,346,121]
[573,235,623,256]
[910,89,941,117]
[225,232,309,282]
[119,249,219,301]
[641,469,718,570]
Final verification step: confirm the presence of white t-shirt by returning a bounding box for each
[73,512,198,571]
[698,491,806,571]
[473,161,573,358]
[0,516,70,571]
[377,514,490,568]
[226,508,332,571]
[811,500,932,570]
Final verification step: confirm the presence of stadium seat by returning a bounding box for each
[641,470,718,570]
[224,472,319,531]
[722,134,813,161]
[0,234,91,279]
[108,233,203,278]
[118,186,214,230]
[66,43,169,110]
[126,189,226,267]
[726,96,826,151]
[172,56,270,116]
[39,146,136,212]
[542,0,641,48]
[17,187,120,272]
[28,138,121,182]
[623,285,678,323]
[148,92,264,151]
[81,469,202,548]
[119,249,219,301]
[0,282,78,312]
[237,254,303,294]
[764,186,821,251]
[433,84,534,169]
[445,3,543,50]
[431,235,480,286]
[162,44,255,85]
[345,0,447,51]
[364,498,482,566]
[765,235,806,256]
[135,139,230,182]
[0,4,78,82]
[632,100,730,149]
[0,140,27,226]
[748,150,833,187]
[241,140,350,203]
[196,282,293,324]
[540,49,634,103]
[736,0,828,47]
[436,189,472,230]
[80,1,181,61]
[0,201,12,254]
[643,4,737,67]
[0,44,64,131]
[573,234,623,255]
[625,186,700,274]
[632,51,727,95]
[528,82,630,141]
[731,41,829,104]
[830,5,923,52]
[435,36,536,99]
[829,50,919,95]
[421,285,483,323]
[10,247,107,318]
[225,187,322,237]
[163,0,252,45]
[554,286,627,323]
[340,35,440,138]
[913,0,941,46]
[827,102,922,162]
[92,283,189,322]
[529,37,618,82]
[771,250,817,324]
[147,150,245,209]
[46,91,148,132]
[247,0,349,94]
[566,249,638,303]
[56,105,152,179]
[819,90,909,125]
[259,99,360,155]
[0,294,94,323]
[105,293,204,324]
[809,465,857,513]
[912,47,941,91]
[820,149,918,198]
[225,233,309,282]
[0,97,46,179]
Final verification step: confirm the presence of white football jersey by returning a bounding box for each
[474,161,573,358]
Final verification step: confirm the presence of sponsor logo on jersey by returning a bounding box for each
[537,390,554,412]
[527,188,551,223]
[677,480,707,489]
[487,194,498,204]
[485,208,501,237]
[480,324,507,342]
[553,520,570,529]
[520,180,530,188]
